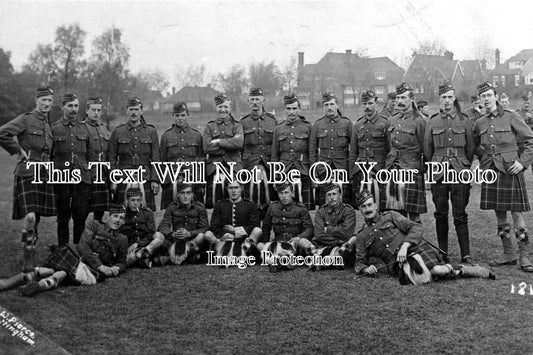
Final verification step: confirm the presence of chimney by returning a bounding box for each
[298,52,304,67]
[172,86,176,95]
[346,49,352,55]
[444,50,454,60]
[495,49,500,66]
[481,59,487,72]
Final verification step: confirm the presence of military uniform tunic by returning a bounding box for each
[385,108,427,214]
[473,106,533,211]
[354,211,439,274]
[203,116,244,208]
[272,116,314,209]
[262,201,313,242]
[76,220,128,273]
[209,198,260,239]
[159,123,204,208]
[52,117,94,245]
[240,112,277,169]
[0,109,56,218]
[108,119,160,210]
[158,201,208,245]
[313,202,356,246]
[85,119,111,214]
[120,206,157,247]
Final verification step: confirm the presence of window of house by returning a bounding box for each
[526,74,533,86]
[493,76,499,87]
[509,61,523,70]
[515,74,521,86]
[501,75,506,87]
[374,86,385,94]
[374,72,386,80]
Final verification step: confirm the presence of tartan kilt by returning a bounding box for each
[205,173,229,209]
[411,242,441,270]
[386,173,427,214]
[160,183,205,210]
[114,182,156,211]
[292,175,314,211]
[481,170,530,211]
[13,175,56,220]
[44,245,82,280]
[89,182,110,213]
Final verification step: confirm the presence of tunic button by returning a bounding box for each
[134,137,138,139]
[386,244,389,248]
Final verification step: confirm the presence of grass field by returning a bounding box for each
[1,111,533,354]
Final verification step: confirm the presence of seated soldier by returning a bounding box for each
[157,183,209,265]
[260,182,314,271]
[354,190,495,284]
[204,181,262,257]
[311,183,357,269]
[0,204,128,296]
[121,187,164,268]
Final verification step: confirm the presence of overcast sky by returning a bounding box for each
[1,0,532,87]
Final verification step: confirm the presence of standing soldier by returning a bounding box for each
[83,97,110,222]
[51,93,93,245]
[380,92,398,119]
[473,81,533,273]
[348,90,389,210]
[309,92,352,207]
[384,82,427,223]
[466,95,483,123]
[518,94,532,126]
[203,94,244,209]
[0,86,56,272]
[424,82,476,265]
[240,87,278,215]
[159,102,204,210]
[108,97,160,211]
[271,93,313,210]
[499,93,510,110]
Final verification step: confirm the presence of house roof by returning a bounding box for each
[521,57,533,75]
[507,49,533,63]
[161,86,219,104]
[405,54,460,82]
[492,63,520,75]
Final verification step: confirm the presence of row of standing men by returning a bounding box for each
[1,80,533,276]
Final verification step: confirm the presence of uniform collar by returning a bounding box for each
[280,201,294,210]
[85,119,101,127]
[285,118,301,127]
[177,202,193,210]
[250,111,264,120]
[365,213,380,226]
[61,117,77,126]
[364,111,378,123]
[173,123,190,133]
[229,197,243,204]
[327,114,340,123]
[32,109,48,121]
[126,120,145,130]
[326,202,343,214]
[439,108,456,119]
[216,116,232,125]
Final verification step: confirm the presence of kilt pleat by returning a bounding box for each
[481,171,530,211]
[89,182,110,213]
[12,175,56,219]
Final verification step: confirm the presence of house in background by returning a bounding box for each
[403,51,488,102]
[295,50,404,109]
[492,48,533,98]
[161,85,220,113]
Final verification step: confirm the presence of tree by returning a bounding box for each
[213,64,248,96]
[0,49,24,124]
[411,39,448,56]
[87,26,130,116]
[249,61,282,96]
[281,56,297,92]
[54,24,86,90]
[174,64,207,88]
[23,44,60,87]
[137,69,170,93]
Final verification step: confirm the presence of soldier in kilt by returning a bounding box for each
[349,90,389,211]
[0,204,127,296]
[309,92,352,207]
[354,190,495,284]
[52,93,94,245]
[473,81,533,273]
[0,86,56,273]
[384,82,427,223]
[424,82,476,265]
[203,94,244,209]
[271,93,314,210]
[83,97,110,222]
[159,102,204,210]
[241,88,278,217]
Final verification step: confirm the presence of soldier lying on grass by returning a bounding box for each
[0,204,128,296]
[354,190,495,284]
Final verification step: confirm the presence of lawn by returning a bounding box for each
[0,115,533,353]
